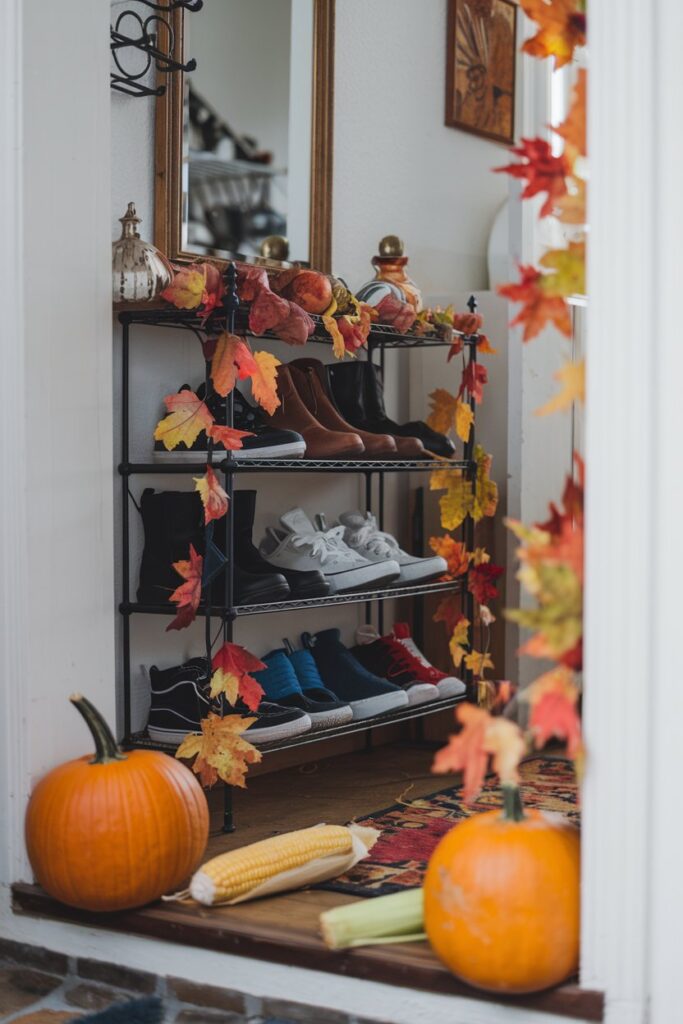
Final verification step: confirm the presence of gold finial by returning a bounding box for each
[378,234,405,258]
[260,235,290,261]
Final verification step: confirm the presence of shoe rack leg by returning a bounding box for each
[378,471,385,635]
[222,784,235,833]
[121,320,131,742]
[364,470,373,627]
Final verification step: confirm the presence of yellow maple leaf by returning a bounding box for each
[536,359,585,416]
[539,241,586,298]
[194,466,229,524]
[472,445,499,521]
[176,713,262,789]
[323,315,347,361]
[435,473,471,531]
[465,649,494,677]
[154,390,214,452]
[161,266,207,310]
[250,351,282,415]
[455,400,474,442]
[209,667,240,704]
[520,0,586,70]
[483,718,527,788]
[448,617,471,668]
[469,547,491,566]
[427,389,459,435]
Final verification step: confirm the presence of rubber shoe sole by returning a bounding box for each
[327,560,401,594]
[435,676,467,698]
[242,713,313,745]
[308,705,354,730]
[153,441,306,462]
[405,682,441,705]
[348,689,409,721]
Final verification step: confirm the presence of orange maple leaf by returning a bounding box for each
[429,535,469,577]
[498,265,572,341]
[211,332,257,397]
[536,359,585,417]
[477,334,498,354]
[434,595,467,636]
[167,544,203,632]
[154,390,214,452]
[519,0,587,69]
[176,712,262,788]
[527,667,582,756]
[451,312,483,336]
[206,423,253,452]
[554,68,587,157]
[194,466,229,525]
[432,704,491,802]
[161,265,207,310]
[495,138,571,218]
[458,362,488,404]
[210,642,266,712]
[250,351,281,415]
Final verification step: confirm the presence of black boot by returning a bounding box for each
[136,489,290,608]
[234,491,330,599]
[361,362,456,459]
[326,362,426,459]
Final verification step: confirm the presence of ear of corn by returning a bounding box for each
[189,823,380,906]
[320,888,425,949]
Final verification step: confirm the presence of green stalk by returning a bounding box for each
[320,888,425,950]
[70,693,126,765]
[502,783,525,822]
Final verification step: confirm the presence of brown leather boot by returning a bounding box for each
[288,358,398,458]
[269,365,365,459]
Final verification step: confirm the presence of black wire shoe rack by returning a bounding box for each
[117,263,478,830]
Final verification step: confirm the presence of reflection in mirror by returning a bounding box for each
[182,0,313,262]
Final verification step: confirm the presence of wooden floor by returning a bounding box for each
[13,744,603,1023]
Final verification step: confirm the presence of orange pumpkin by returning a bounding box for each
[25,694,209,912]
[424,787,580,994]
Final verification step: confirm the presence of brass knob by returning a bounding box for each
[378,234,405,258]
[260,235,290,261]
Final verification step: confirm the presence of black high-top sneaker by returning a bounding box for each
[233,490,330,599]
[152,384,306,462]
[147,657,313,746]
[136,489,290,607]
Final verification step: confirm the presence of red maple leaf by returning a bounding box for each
[249,287,290,335]
[375,294,417,333]
[458,362,488,404]
[236,265,270,302]
[275,301,315,345]
[530,689,582,756]
[210,642,266,712]
[432,704,491,802]
[434,595,467,636]
[495,138,571,218]
[452,312,483,335]
[498,265,572,342]
[167,544,203,632]
[468,563,504,604]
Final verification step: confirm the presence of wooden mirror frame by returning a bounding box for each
[154,0,335,273]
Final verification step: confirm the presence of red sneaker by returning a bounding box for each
[390,623,466,698]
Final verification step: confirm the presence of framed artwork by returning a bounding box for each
[445,0,517,146]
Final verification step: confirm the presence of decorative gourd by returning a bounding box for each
[423,787,580,994]
[25,694,209,912]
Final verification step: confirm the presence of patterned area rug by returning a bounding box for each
[320,756,578,897]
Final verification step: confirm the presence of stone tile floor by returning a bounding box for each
[0,939,386,1024]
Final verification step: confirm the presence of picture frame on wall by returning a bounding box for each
[445,0,517,146]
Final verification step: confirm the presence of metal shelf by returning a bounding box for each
[120,457,469,475]
[124,691,466,757]
[117,303,472,349]
[123,578,464,620]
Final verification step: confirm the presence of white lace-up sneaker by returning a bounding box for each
[340,511,448,584]
[258,508,401,594]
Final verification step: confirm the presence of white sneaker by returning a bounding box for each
[340,511,448,585]
[258,508,401,594]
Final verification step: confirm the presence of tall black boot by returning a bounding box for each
[234,490,330,599]
[362,362,456,459]
[136,489,290,608]
[327,362,426,459]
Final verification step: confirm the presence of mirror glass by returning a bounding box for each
[182,0,314,262]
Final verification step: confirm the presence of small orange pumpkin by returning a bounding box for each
[424,787,580,994]
[25,694,209,912]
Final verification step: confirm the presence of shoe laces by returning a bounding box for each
[290,525,350,565]
[397,635,430,668]
[385,639,439,681]
[350,514,398,558]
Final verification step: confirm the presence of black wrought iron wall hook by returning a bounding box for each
[110,0,203,99]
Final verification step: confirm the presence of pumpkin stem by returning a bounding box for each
[502,784,525,822]
[70,694,126,765]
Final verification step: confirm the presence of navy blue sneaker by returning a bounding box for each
[253,649,353,729]
[302,629,409,721]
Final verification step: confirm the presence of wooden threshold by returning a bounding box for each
[11,746,603,1023]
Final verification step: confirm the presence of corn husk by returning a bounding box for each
[320,888,426,949]
[181,824,380,907]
